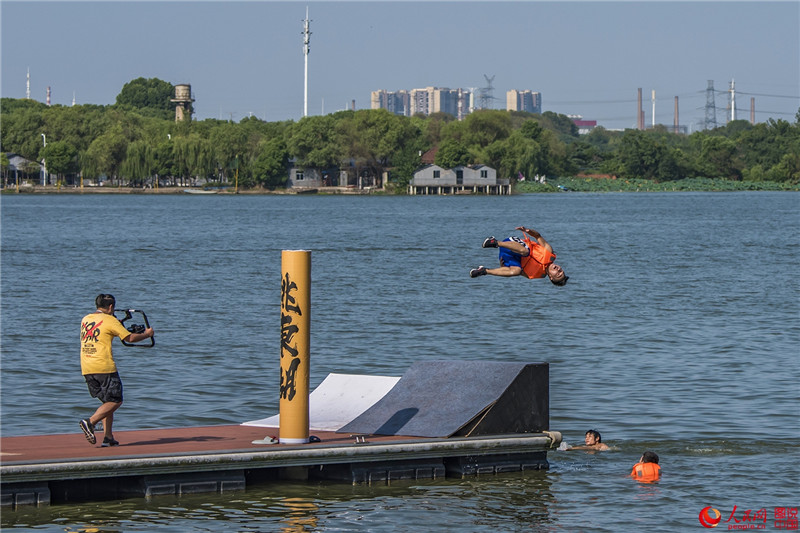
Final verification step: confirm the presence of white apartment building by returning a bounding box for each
[506,90,542,114]
[372,87,472,119]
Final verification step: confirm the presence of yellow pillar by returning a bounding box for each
[279,250,311,444]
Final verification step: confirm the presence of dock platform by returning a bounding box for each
[1,424,560,507]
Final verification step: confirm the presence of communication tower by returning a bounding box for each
[477,74,495,110]
[704,80,717,130]
[171,84,195,122]
[26,68,30,99]
[303,6,311,117]
[727,78,736,123]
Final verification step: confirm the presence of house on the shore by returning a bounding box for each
[2,153,42,187]
[408,164,510,195]
[288,162,385,191]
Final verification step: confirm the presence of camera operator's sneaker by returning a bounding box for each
[470,266,487,278]
[102,436,120,447]
[79,418,96,445]
[482,236,498,248]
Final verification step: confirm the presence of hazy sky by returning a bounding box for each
[2,1,798,131]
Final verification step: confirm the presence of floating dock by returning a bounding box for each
[1,425,560,507]
[2,361,559,507]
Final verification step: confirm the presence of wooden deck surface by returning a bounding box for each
[0,425,418,466]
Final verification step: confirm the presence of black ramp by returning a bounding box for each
[337,361,548,438]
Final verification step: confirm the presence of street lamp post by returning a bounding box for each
[41,134,47,186]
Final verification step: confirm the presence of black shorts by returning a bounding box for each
[84,372,123,403]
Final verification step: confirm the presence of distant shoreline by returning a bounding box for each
[0,186,360,195]
[2,180,797,195]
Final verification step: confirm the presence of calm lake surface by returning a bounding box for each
[1,192,798,531]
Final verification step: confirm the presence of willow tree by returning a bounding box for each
[82,125,128,184]
[172,134,213,186]
[121,140,156,187]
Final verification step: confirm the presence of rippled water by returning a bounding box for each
[2,192,798,531]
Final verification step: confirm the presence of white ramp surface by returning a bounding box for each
[242,373,400,431]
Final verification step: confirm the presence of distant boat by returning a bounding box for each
[183,189,217,195]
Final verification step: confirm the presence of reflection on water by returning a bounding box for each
[4,474,557,532]
[279,497,319,532]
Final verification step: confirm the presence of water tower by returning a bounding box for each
[171,84,194,122]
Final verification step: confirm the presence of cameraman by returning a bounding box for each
[79,293,154,447]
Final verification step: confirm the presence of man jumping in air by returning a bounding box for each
[470,225,568,286]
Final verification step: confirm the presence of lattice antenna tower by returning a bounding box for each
[302,6,312,117]
[704,80,717,130]
[478,74,495,110]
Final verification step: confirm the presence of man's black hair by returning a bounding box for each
[641,451,659,464]
[551,275,569,287]
[95,293,116,309]
[585,429,602,442]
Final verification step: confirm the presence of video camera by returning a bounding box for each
[113,309,155,347]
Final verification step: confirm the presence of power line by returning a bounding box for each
[736,92,800,99]
[547,98,636,105]
[750,110,797,116]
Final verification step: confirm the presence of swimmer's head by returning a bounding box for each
[641,451,659,464]
[548,263,568,286]
[585,429,602,445]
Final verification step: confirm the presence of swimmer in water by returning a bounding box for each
[631,451,661,482]
[563,429,610,451]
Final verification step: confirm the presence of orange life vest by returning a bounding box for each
[631,462,661,482]
[520,235,556,279]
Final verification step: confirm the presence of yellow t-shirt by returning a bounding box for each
[80,311,131,375]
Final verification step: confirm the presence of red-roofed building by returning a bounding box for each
[569,115,598,134]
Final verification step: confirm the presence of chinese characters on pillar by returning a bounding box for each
[280,271,303,401]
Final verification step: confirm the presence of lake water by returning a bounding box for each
[1,192,798,531]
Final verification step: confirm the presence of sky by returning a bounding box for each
[1,1,798,131]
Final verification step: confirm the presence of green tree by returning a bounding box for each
[478,131,546,180]
[172,134,213,185]
[435,138,470,168]
[538,111,579,140]
[251,138,289,189]
[82,125,129,183]
[769,152,800,183]
[0,106,45,159]
[336,109,421,186]
[611,129,677,180]
[115,77,175,119]
[387,125,427,189]
[41,140,78,184]
[209,122,248,182]
[422,112,455,146]
[0,152,9,186]
[446,110,512,148]
[696,136,742,180]
[286,115,343,169]
[121,140,156,186]
[42,105,107,154]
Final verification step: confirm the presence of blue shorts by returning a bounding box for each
[498,237,529,268]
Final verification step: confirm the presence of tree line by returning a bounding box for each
[1,77,798,190]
